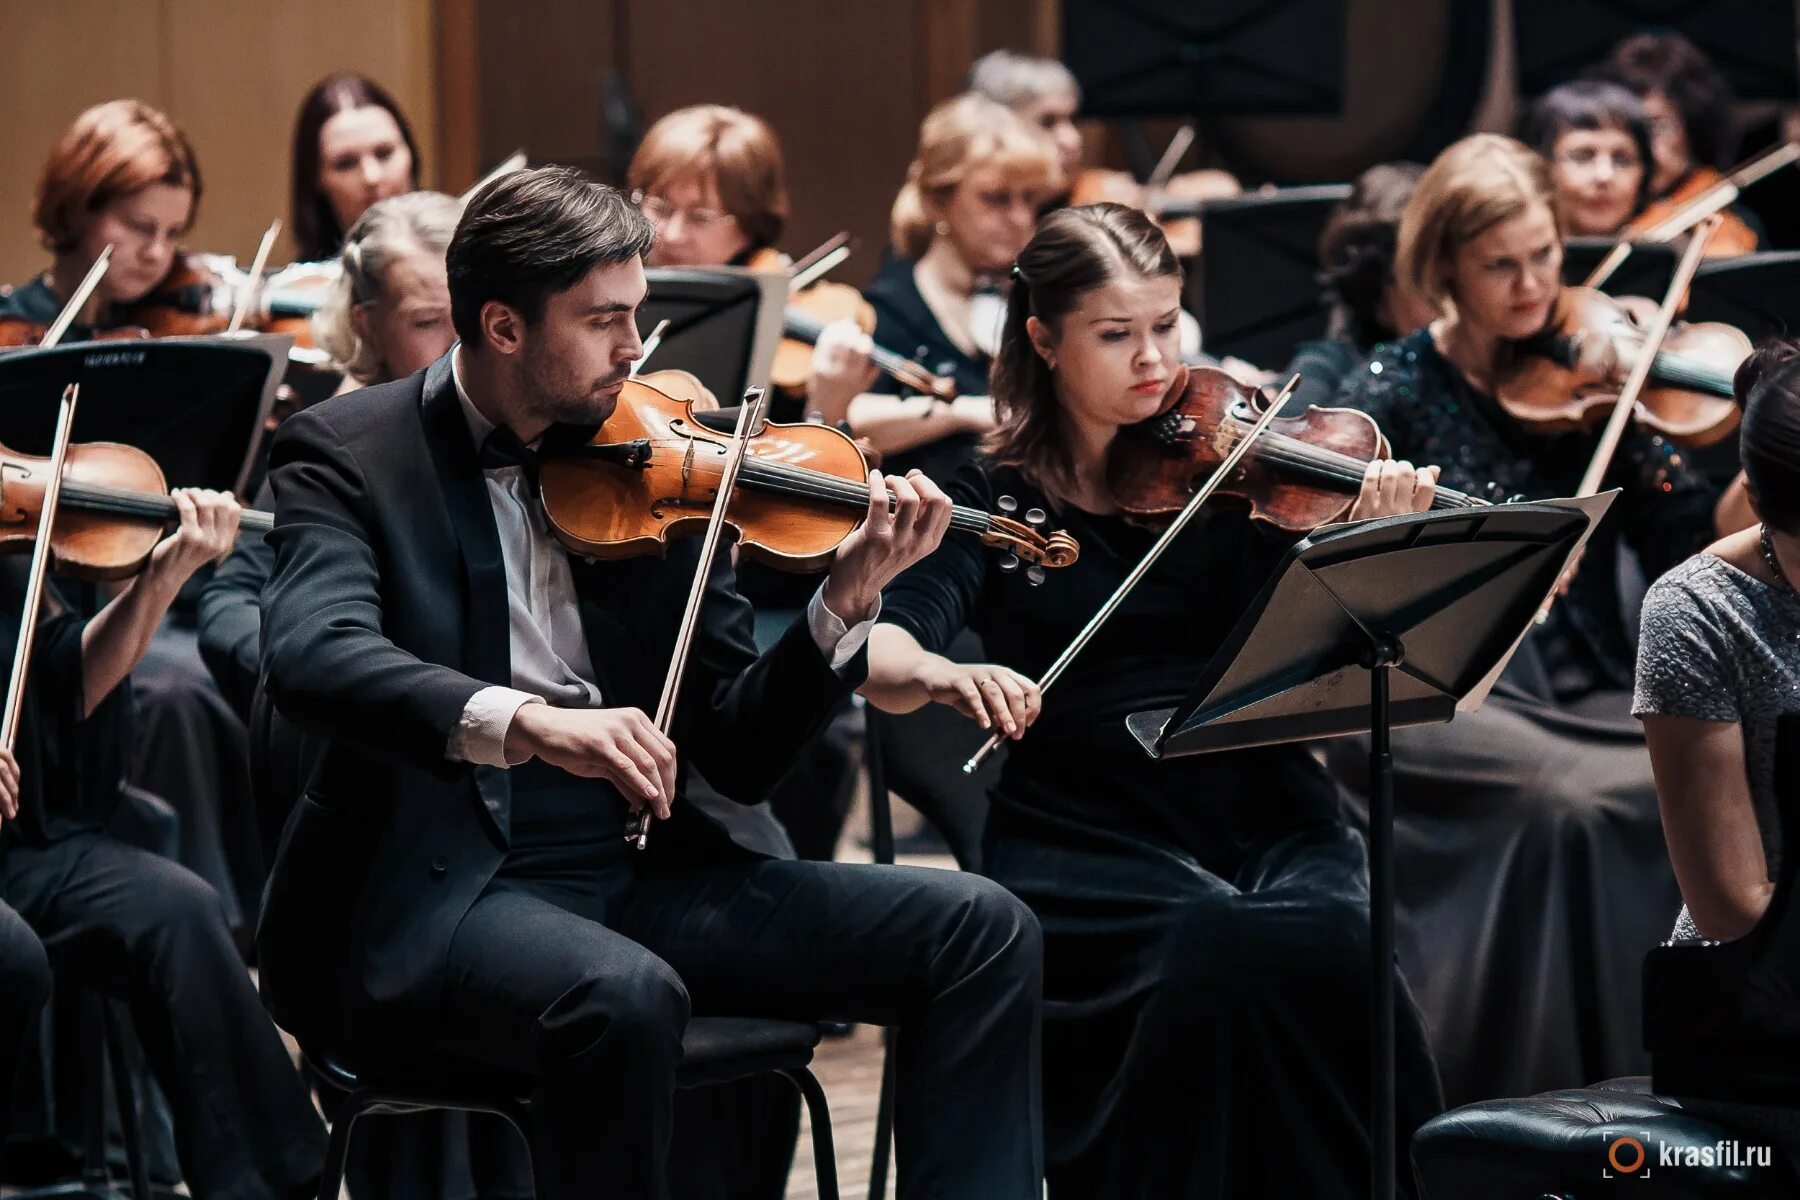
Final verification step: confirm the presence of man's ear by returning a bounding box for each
[479,299,525,356]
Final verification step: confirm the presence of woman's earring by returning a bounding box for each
[934,220,950,236]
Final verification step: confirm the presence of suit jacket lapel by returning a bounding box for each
[419,352,513,841]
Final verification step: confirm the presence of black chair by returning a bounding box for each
[1412,715,1800,1197]
[306,1016,839,1200]
[1411,1075,1798,1197]
[14,991,153,1200]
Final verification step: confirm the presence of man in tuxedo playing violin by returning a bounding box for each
[256,166,1043,1200]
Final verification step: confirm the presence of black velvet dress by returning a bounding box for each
[879,458,1444,1198]
[1330,328,1719,1105]
[861,254,991,482]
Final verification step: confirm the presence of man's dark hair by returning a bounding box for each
[448,165,655,347]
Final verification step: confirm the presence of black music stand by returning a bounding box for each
[1561,237,1679,298]
[1687,251,1800,344]
[1126,500,1605,1200]
[0,334,285,495]
[637,268,785,404]
[1195,184,1351,368]
[1063,0,1346,118]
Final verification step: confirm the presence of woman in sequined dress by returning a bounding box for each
[1331,133,1723,1106]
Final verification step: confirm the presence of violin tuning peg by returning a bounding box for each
[998,554,1020,573]
[1024,506,1047,529]
[1026,565,1047,587]
[997,494,1019,514]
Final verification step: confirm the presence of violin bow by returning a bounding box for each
[1,385,80,752]
[1576,214,1721,499]
[961,374,1300,774]
[39,246,114,349]
[228,219,282,334]
[787,232,854,291]
[1532,216,1724,627]
[1585,142,1800,291]
[628,319,671,379]
[1639,142,1800,243]
[460,150,528,207]
[625,384,772,850]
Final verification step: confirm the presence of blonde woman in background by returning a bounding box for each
[852,92,1061,479]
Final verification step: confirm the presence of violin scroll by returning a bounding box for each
[982,496,1080,584]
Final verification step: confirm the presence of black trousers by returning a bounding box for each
[0,834,324,1199]
[0,899,50,1143]
[365,765,1044,1200]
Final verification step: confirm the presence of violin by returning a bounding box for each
[1107,367,1489,533]
[768,281,959,403]
[1498,284,1748,448]
[122,254,334,348]
[537,376,1076,575]
[1626,142,1800,257]
[0,436,270,581]
[1629,168,1759,257]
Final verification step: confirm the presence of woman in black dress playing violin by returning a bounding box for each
[862,202,1445,1199]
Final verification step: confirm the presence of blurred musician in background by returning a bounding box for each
[855,93,1058,480]
[1283,161,1431,411]
[1591,32,1761,251]
[626,104,875,428]
[965,50,1086,187]
[1,98,265,944]
[1330,133,1720,1105]
[0,99,200,335]
[0,496,326,1196]
[1520,80,1654,238]
[290,72,422,263]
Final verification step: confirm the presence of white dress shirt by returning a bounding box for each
[445,347,875,766]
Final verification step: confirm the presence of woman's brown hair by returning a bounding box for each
[291,72,422,262]
[33,99,201,254]
[890,93,1061,261]
[1394,134,1558,317]
[988,203,1182,507]
[627,105,788,253]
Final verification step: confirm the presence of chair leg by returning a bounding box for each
[317,1093,369,1200]
[97,1001,151,1200]
[866,1027,897,1200]
[781,1067,839,1200]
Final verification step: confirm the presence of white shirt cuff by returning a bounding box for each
[447,686,543,766]
[808,586,879,674]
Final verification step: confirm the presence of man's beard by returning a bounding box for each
[522,356,631,428]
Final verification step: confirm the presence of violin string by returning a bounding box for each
[1648,350,1734,399]
[50,480,276,529]
[1215,421,1482,508]
[734,458,994,533]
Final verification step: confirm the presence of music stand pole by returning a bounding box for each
[1125,500,1609,1200]
[1367,633,1401,1200]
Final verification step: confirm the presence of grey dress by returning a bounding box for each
[1633,552,1800,940]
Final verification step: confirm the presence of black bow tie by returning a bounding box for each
[478,426,541,492]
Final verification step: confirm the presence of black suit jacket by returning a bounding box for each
[254,354,861,1042]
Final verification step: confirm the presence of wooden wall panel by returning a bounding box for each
[1,1,168,282]
[623,0,922,276]
[0,0,435,284]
